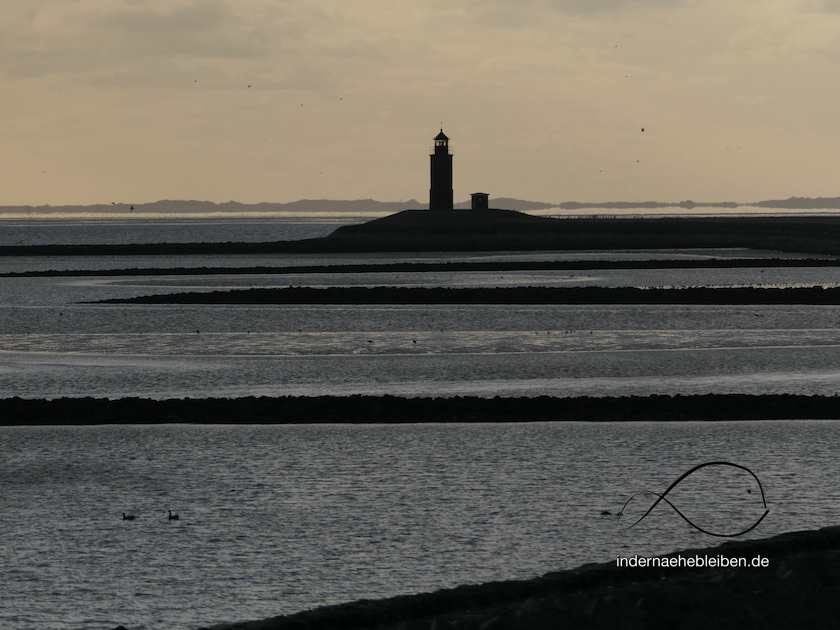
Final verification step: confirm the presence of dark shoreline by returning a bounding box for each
[4,394,840,426]
[7,212,840,257]
[193,524,840,630]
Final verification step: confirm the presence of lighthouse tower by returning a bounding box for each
[429,129,453,210]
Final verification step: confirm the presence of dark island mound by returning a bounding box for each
[324,209,840,256]
[4,394,840,426]
[324,210,840,257]
[5,209,840,256]
[324,208,557,251]
[194,525,840,630]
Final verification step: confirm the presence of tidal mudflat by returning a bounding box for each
[4,213,840,629]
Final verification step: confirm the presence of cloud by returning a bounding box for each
[0,0,318,83]
[97,1,263,58]
[0,0,446,97]
[545,0,696,13]
[103,0,231,33]
[802,0,840,11]
[465,0,697,21]
[714,1,840,70]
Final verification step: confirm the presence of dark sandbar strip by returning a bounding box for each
[5,256,840,278]
[4,394,840,426]
[95,285,840,305]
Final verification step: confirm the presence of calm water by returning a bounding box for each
[0,215,369,247]
[2,421,839,630]
[2,215,840,629]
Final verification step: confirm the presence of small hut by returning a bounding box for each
[470,192,489,211]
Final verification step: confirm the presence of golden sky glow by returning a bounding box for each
[3,0,840,206]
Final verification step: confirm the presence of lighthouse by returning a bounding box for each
[429,129,453,210]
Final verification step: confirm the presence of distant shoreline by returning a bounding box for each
[3,394,840,426]
[3,194,840,215]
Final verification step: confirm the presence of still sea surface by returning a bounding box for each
[2,213,840,629]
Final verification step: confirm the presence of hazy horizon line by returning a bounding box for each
[1,194,839,213]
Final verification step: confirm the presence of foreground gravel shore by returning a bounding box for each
[189,525,840,630]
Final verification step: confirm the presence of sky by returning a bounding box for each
[3,0,840,207]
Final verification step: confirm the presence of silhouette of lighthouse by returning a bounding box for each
[429,129,453,210]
